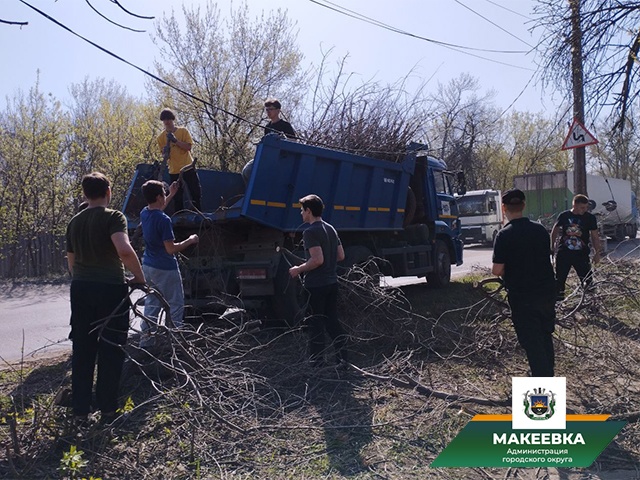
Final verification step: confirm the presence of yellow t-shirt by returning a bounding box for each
[157,127,194,174]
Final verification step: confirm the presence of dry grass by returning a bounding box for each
[1,260,639,479]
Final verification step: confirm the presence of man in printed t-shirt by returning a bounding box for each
[551,194,601,300]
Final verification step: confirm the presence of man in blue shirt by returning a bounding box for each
[140,180,199,347]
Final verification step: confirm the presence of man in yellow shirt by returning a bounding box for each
[157,108,202,211]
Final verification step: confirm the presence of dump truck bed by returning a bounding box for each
[124,135,415,233]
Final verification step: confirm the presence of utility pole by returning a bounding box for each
[569,0,587,195]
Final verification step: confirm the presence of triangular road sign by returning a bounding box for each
[561,118,598,150]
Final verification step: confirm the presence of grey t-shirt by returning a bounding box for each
[302,220,341,288]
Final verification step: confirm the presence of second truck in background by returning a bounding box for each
[455,189,503,245]
[514,171,639,240]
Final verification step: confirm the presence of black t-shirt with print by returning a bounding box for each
[555,210,597,255]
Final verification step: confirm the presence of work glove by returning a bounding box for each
[167,132,178,143]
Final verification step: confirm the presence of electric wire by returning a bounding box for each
[305,0,536,71]
[108,0,155,20]
[17,0,440,159]
[308,0,527,54]
[84,0,146,33]
[480,0,531,20]
[451,0,534,49]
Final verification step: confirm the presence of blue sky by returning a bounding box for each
[2,0,559,113]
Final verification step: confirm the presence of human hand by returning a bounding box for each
[188,234,199,246]
[127,276,147,289]
[169,181,179,196]
[289,266,301,278]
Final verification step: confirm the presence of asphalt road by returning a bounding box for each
[2,239,637,364]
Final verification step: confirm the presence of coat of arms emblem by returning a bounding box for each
[523,388,555,420]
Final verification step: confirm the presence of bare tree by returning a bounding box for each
[533,0,640,131]
[299,51,433,162]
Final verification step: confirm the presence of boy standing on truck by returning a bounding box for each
[66,172,146,424]
[289,194,348,367]
[263,98,297,139]
[492,189,556,377]
[551,194,601,300]
[139,180,199,347]
[242,99,297,184]
[157,108,202,211]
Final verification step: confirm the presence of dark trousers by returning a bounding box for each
[170,168,202,212]
[306,283,348,362]
[555,250,592,297]
[508,291,556,377]
[70,281,130,415]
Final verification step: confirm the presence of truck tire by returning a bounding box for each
[631,224,638,239]
[614,224,626,241]
[426,240,451,288]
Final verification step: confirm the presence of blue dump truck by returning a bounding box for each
[123,135,464,324]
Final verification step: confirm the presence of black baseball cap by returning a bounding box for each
[501,188,525,205]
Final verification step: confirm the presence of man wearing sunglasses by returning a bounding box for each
[263,98,297,139]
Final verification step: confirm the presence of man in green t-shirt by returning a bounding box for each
[66,172,145,423]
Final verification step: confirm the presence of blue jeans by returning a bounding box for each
[142,265,185,339]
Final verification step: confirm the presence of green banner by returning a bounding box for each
[431,419,626,468]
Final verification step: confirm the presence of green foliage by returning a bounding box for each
[151,0,305,172]
[59,445,88,479]
[117,395,135,414]
[67,78,157,207]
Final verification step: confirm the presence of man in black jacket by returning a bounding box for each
[492,189,556,377]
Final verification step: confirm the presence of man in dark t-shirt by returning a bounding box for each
[66,172,146,422]
[289,194,347,366]
[492,189,556,377]
[263,98,297,139]
[242,98,298,185]
[551,194,601,299]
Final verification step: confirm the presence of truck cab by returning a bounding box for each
[455,189,502,245]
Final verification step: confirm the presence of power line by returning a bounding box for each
[480,0,531,21]
[451,0,535,49]
[307,0,528,55]
[84,0,146,33]
[306,0,533,71]
[16,0,429,159]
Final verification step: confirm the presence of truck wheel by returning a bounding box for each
[614,224,626,241]
[426,240,451,288]
[631,224,638,239]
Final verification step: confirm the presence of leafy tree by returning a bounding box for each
[0,79,71,276]
[151,1,306,172]
[476,111,571,191]
[66,78,157,208]
[589,115,640,195]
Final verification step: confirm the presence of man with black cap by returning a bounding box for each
[492,189,557,377]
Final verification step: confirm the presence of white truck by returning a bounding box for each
[455,189,503,245]
[514,171,639,240]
